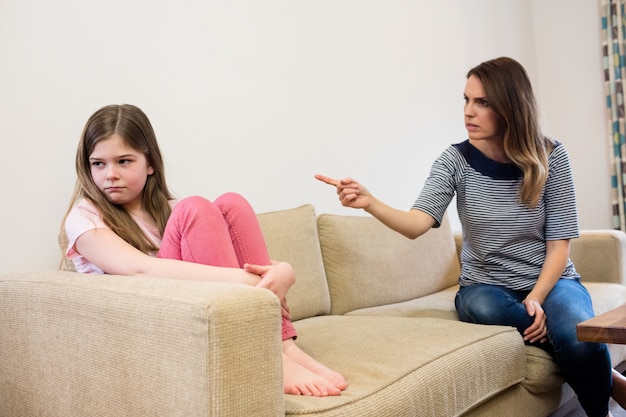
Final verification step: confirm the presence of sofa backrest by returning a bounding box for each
[318,212,460,315]
[570,230,626,284]
[257,204,331,321]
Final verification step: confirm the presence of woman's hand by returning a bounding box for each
[314,174,373,210]
[244,261,295,301]
[522,298,549,344]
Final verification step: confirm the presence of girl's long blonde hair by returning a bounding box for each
[61,104,174,258]
[467,57,554,208]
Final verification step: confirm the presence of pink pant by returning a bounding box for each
[158,193,297,340]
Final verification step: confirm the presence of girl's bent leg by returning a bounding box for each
[213,193,297,340]
[158,196,240,266]
[159,195,297,339]
[214,192,271,266]
[159,195,345,394]
[214,194,347,393]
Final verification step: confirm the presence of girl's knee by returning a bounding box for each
[177,195,212,208]
[171,193,256,228]
[215,192,250,208]
[172,196,221,219]
[214,192,255,218]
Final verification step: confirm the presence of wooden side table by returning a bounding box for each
[577,304,626,344]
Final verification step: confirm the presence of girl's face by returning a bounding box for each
[463,75,502,144]
[89,134,154,213]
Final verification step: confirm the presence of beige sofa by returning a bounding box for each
[2,204,626,417]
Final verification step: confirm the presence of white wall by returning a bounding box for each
[0,0,610,272]
[531,0,611,231]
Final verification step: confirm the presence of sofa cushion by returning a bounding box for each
[344,282,626,395]
[570,230,626,284]
[285,316,525,417]
[345,284,459,320]
[257,204,331,321]
[318,213,460,315]
[523,346,564,394]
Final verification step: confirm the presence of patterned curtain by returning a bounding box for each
[602,0,626,230]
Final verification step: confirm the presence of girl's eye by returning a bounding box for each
[91,161,104,168]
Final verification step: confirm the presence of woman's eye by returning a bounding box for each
[91,161,103,168]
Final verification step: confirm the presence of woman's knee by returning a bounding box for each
[456,284,530,328]
[544,279,595,325]
[456,285,506,322]
[457,298,504,323]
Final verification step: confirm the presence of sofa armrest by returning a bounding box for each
[454,230,626,285]
[570,230,626,284]
[0,271,284,417]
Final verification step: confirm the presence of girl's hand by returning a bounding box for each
[244,261,295,301]
[280,297,291,320]
[522,298,548,343]
[314,174,373,210]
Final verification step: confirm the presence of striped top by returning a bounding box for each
[412,139,580,290]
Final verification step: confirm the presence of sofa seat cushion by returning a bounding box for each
[286,316,524,417]
[345,285,459,320]
[344,287,566,395]
[523,346,564,393]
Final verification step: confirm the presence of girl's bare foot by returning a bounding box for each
[282,338,348,392]
[282,353,341,396]
[612,368,626,409]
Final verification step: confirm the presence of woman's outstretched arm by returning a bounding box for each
[314,174,436,239]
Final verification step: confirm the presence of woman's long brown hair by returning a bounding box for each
[467,57,554,208]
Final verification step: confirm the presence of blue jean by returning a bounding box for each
[455,279,612,417]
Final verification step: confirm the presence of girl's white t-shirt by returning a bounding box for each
[64,198,167,274]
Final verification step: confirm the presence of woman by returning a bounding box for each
[316,56,625,417]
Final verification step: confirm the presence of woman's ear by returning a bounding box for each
[147,166,155,175]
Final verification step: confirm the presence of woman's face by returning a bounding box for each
[463,75,502,144]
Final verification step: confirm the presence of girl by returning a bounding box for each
[316,57,626,417]
[62,104,347,397]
